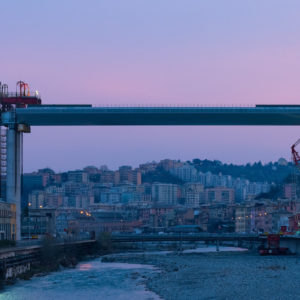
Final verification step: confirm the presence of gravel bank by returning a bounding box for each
[103,251,300,300]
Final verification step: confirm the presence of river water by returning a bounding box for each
[0,246,246,300]
[0,260,161,300]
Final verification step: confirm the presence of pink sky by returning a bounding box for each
[1,1,300,171]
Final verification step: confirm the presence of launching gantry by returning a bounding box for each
[0,81,41,132]
[0,81,41,240]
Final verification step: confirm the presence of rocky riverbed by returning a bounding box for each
[103,251,300,300]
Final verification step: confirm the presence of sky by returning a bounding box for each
[1,0,300,172]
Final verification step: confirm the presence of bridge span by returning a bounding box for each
[111,234,300,255]
[2,105,300,126]
[111,233,262,243]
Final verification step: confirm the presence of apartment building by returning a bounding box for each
[152,183,178,205]
[205,187,235,204]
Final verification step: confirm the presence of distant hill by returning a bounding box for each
[190,158,293,184]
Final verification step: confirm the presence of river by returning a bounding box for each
[0,259,161,300]
[0,246,248,300]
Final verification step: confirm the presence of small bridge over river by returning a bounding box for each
[111,233,261,243]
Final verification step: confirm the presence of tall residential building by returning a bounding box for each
[158,159,182,171]
[119,166,141,185]
[100,170,120,185]
[184,183,205,207]
[247,182,270,197]
[235,205,254,233]
[63,195,94,208]
[205,187,235,204]
[152,183,178,205]
[170,164,197,182]
[68,171,88,183]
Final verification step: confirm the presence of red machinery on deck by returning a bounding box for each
[259,234,289,255]
[0,81,41,112]
[0,80,41,200]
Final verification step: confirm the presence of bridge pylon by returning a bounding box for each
[6,126,23,240]
[1,81,41,241]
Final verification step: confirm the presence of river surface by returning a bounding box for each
[0,260,161,300]
[0,246,246,300]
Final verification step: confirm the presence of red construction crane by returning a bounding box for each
[291,139,300,168]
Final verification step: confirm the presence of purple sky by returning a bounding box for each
[1,0,300,172]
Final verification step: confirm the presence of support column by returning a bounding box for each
[6,127,22,240]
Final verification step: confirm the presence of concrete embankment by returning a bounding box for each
[0,239,97,284]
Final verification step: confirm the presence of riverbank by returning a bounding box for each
[103,250,300,299]
[0,239,104,287]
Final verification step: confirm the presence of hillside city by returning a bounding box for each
[19,157,300,238]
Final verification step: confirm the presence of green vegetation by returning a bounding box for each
[191,159,292,183]
[142,167,184,184]
[142,159,293,185]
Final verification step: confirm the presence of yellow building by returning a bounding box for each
[0,201,16,240]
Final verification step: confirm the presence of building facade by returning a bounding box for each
[0,201,16,240]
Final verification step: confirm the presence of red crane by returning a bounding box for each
[291,139,300,168]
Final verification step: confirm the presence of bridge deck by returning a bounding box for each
[2,105,300,126]
[111,234,262,243]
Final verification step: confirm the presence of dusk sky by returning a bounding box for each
[1,0,300,172]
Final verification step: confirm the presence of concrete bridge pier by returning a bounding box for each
[6,127,23,241]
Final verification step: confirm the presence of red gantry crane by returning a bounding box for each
[291,139,300,169]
